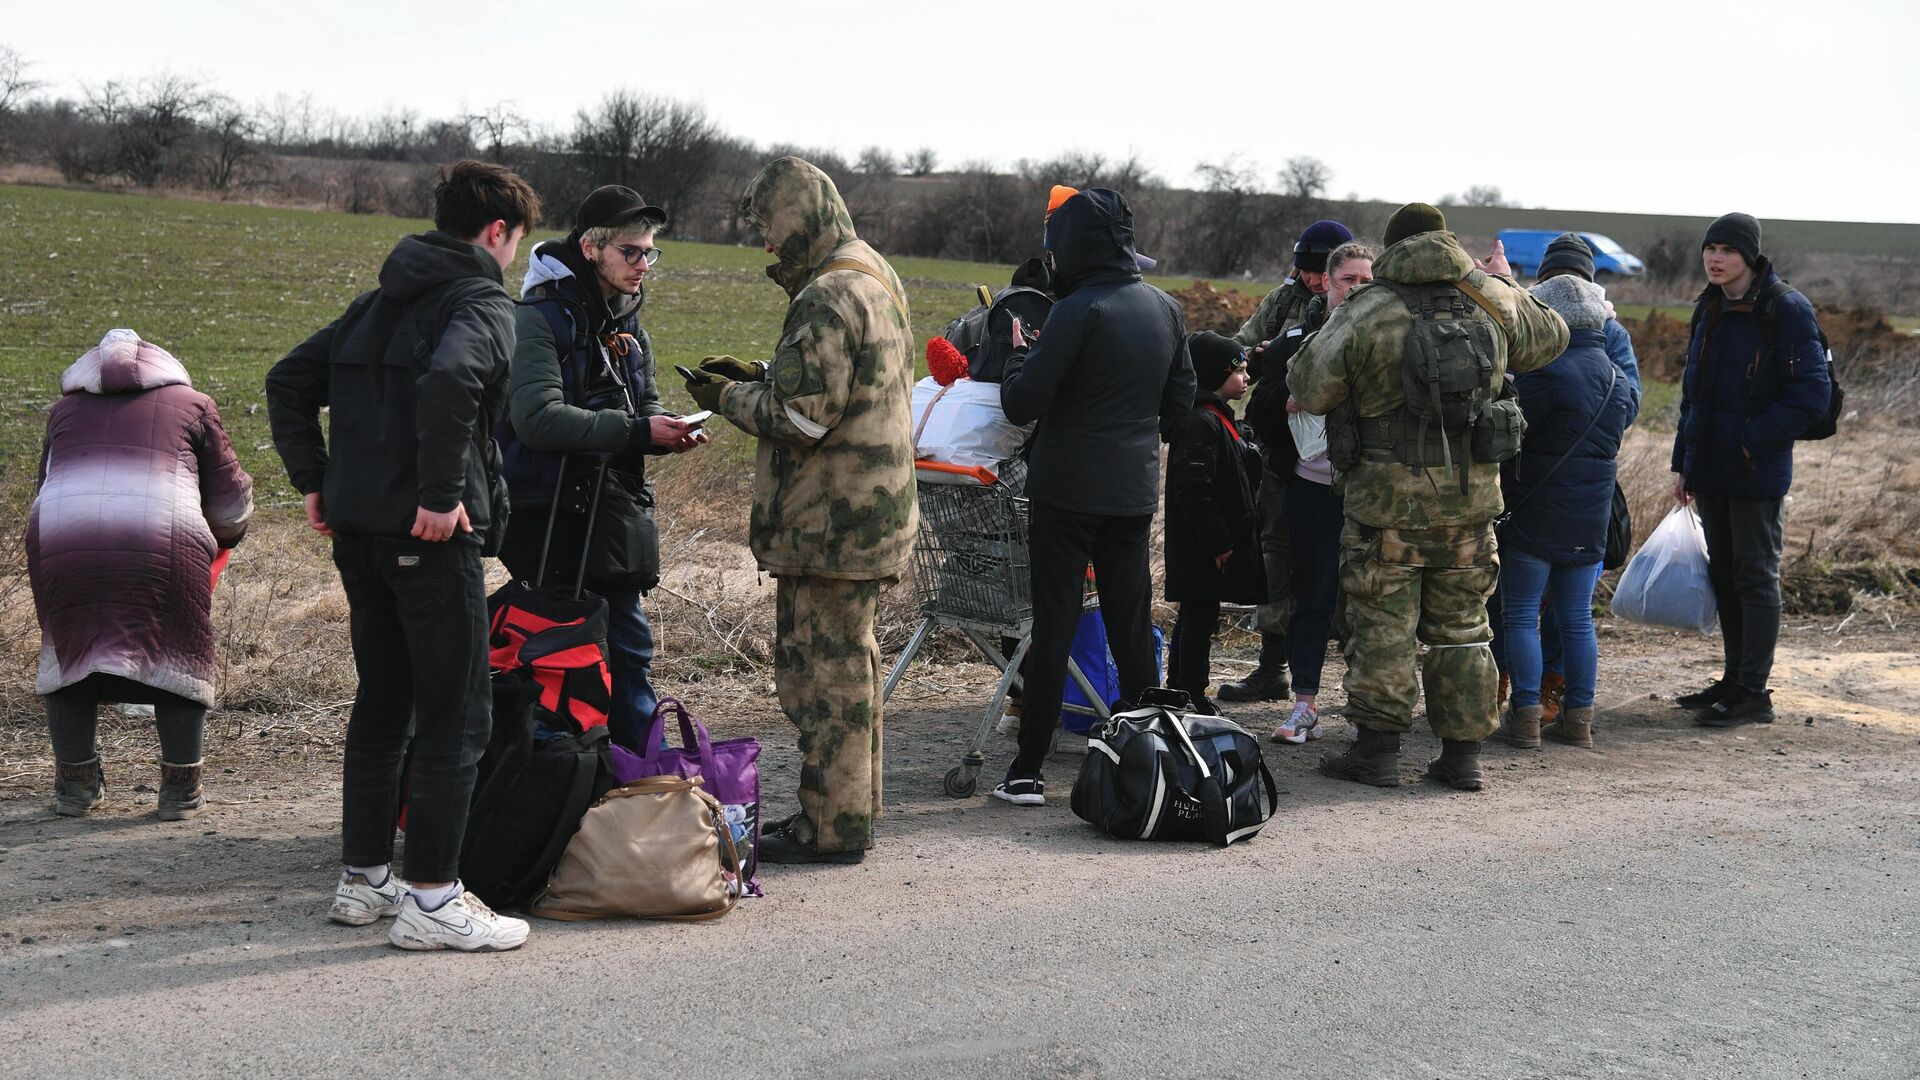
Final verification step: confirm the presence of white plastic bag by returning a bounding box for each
[1611,505,1717,634]
[910,376,1031,476]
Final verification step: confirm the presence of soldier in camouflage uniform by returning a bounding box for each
[1288,203,1567,790]
[1221,219,1354,703]
[685,157,915,862]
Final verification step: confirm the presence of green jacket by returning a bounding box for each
[714,157,917,581]
[1287,231,1569,529]
[1233,277,1315,349]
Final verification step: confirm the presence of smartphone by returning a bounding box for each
[675,364,701,383]
[680,410,713,426]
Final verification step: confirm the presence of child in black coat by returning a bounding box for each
[1163,331,1267,715]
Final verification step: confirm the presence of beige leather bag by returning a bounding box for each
[531,775,741,922]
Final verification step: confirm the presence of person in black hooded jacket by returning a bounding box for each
[1164,331,1265,716]
[266,161,542,952]
[991,187,1195,807]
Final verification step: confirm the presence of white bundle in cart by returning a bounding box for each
[1611,505,1718,634]
[910,376,1031,480]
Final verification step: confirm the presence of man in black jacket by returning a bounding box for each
[266,161,540,952]
[992,188,1194,806]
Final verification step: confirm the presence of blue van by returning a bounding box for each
[1497,229,1645,279]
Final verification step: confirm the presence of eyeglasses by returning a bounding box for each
[613,244,661,268]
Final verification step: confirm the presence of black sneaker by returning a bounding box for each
[1676,680,1736,710]
[989,775,1045,807]
[1696,687,1775,727]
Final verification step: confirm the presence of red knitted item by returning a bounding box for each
[926,337,969,386]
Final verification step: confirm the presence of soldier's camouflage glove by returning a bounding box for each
[699,355,768,382]
[686,370,729,413]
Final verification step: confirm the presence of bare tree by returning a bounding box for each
[1186,159,1274,276]
[364,108,421,161]
[87,76,212,187]
[855,145,897,176]
[1442,183,1511,208]
[903,147,937,177]
[197,96,266,193]
[571,91,718,217]
[467,102,526,162]
[0,45,41,158]
[1279,155,1331,199]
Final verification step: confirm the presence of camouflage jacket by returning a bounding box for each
[715,157,917,581]
[1287,231,1568,530]
[1233,277,1314,350]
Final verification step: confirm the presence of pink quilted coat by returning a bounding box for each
[28,330,254,706]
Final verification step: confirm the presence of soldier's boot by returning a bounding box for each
[1317,726,1401,788]
[1218,635,1290,702]
[1424,739,1484,792]
[1539,672,1566,726]
[1545,706,1595,748]
[55,756,104,818]
[158,760,206,821]
[1496,705,1543,749]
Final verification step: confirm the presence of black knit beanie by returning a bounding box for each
[1702,212,1763,269]
[1187,331,1246,393]
[1383,202,1447,247]
[1538,232,1596,281]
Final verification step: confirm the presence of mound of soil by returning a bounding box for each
[1628,304,1910,384]
[1171,280,1261,336]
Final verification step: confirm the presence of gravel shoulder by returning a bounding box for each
[1,621,1916,1079]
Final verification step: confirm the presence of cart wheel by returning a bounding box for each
[943,766,977,798]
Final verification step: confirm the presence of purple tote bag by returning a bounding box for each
[611,697,762,897]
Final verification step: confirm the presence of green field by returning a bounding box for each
[0,184,1086,504]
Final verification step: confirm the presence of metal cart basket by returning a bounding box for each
[882,461,1109,796]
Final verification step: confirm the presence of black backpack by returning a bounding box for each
[459,671,613,911]
[1070,690,1277,846]
[1688,278,1843,441]
[941,284,1053,384]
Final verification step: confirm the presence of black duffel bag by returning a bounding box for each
[1070,689,1277,846]
[459,671,613,911]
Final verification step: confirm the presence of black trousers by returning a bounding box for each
[332,534,493,883]
[1694,494,1786,691]
[1011,503,1160,778]
[44,673,206,764]
[1167,600,1221,700]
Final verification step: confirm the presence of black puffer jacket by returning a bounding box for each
[1000,189,1195,516]
[1245,294,1328,480]
[267,232,514,551]
[1164,390,1266,604]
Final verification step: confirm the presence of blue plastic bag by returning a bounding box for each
[1061,611,1164,734]
[1611,505,1717,634]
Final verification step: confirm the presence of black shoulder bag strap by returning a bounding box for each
[1498,363,1617,526]
[1156,709,1232,846]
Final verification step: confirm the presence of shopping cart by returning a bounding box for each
[882,460,1110,797]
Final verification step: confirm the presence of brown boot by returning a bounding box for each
[1545,706,1595,748]
[55,757,104,817]
[1423,739,1484,791]
[1496,704,1543,748]
[1316,726,1402,788]
[1497,671,1510,710]
[1540,672,1566,726]
[158,760,206,821]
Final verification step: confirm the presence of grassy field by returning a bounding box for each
[0,183,1117,501]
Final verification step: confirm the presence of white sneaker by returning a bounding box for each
[1271,702,1324,745]
[328,870,410,926]
[389,888,529,952]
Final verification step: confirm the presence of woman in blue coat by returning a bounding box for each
[1495,275,1639,748]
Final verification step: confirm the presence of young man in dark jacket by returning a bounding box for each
[266,161,540,952]
[992,188,1195,806]
[501,186,703,749]
[1163,331,1264,717]
[1671,213,1830,728]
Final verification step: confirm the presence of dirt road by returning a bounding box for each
[1,621,1915,1078]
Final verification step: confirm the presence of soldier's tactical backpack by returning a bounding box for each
[1071,688,1277,846]
[1336,272,1526,491]
[941,284,1053,384]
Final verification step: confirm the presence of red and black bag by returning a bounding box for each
[486,458,614,735]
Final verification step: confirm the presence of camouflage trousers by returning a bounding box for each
[1252,467,1295,637]
[775,575,887,853]
[1338,520,1499,742]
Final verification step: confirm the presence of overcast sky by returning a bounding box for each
[8,0,1914,223]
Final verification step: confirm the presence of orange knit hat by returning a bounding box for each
[1045,184,1079,220]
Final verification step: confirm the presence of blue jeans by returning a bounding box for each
[604,590,660,750]
[1499,549,1602,711]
